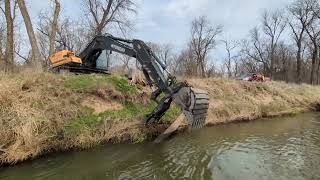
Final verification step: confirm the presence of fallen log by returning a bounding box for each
[153,113,185,144]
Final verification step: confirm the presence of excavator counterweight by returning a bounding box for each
[49,35,209,129]
[49,50,82,68]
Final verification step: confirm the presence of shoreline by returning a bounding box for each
[1,73,320,166]
[0,108,315,168]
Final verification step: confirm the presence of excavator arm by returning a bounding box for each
[50,35,209,128]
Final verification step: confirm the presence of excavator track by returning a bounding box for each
[184,88,209,129]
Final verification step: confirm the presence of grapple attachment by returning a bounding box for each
[144,86,209,129]
[172,87,209,129]
[183,88,209,128]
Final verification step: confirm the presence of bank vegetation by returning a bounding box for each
[1,73,320,165]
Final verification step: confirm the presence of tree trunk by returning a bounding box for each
[296,42,302,84]
[317,58,320,84]
[270,56,274,78]
[310,48,317,84]
[316,46,320,84]
[17,0,42,71]
[4,0,14,73]
[228,58,232,78]
[283,60,288,83]
[200,58,206,78]
[227,49,232,78]
[49,0,61,56]
[270,43,275,79]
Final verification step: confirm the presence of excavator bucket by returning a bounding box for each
[173,87,209,129]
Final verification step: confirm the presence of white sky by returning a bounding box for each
[25,0,294,61]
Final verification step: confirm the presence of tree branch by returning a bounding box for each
[15,50,28,61]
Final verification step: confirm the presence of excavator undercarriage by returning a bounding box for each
[49,35,209,129]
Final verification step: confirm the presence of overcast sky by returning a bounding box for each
[27,0,294,60]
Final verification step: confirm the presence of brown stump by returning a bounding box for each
[153,114,185,144]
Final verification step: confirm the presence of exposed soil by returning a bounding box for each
[82,95,123,114]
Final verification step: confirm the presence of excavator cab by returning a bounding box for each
[49,35,209,129]
[49,49,111,74]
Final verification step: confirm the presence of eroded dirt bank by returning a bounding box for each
[1,73,320,165]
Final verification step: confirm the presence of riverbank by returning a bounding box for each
[1,73,320,165]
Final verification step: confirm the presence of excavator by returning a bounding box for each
[49,35,209,129]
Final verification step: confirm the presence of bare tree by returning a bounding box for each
[190,16,223,77]
[37,12,50,61]
[232,55,243,77]
[49,0,61,56]
[306,27,320,84]
[275,42,294,82]
[148,42,174,67]
[3,0,14,72]
[222,39,238,77]
[173,46,197,77]
[242,28,269,74]
[0,27,4,53]
[304,0,320,84]
[288,0,316,83]
[167,54,179,75]
[0,17,5,70]
[206,61,217,77]
[84,0,136,36]
[17,0,42,71]
[38,15,90,59]
[239,56,261,74]
[56,18,90,52]
[159,44,173,66]
[262,10,287,78]
[115,54,134,73]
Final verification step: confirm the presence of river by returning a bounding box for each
[1,113,320,180]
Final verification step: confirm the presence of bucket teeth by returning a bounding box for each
[184,88,209,129]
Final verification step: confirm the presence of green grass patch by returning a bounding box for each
[65,101,155,132]
[64,75,101,91]
[162,105,181,122]
[65,100,181,135]
[106,76,138,93]
[63,75,138,93]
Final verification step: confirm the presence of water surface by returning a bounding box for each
[1,113,320,180]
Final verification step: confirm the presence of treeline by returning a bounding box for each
[0,0,136,72]
[0,0,320,85]
[159,0,320,84]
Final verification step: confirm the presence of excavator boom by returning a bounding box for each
[49,35,209,129]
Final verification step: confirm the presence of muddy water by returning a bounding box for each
[1,113,320,180]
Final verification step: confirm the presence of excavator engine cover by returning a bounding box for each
[49,50,82,68]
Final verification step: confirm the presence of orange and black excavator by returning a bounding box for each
[49,34,209,129]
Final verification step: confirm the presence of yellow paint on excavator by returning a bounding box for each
[49,50,82,67]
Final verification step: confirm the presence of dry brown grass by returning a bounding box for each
[1,73,320,165]
[81,95,123,114]
[0,73,157,165]
[188,78,320,125]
